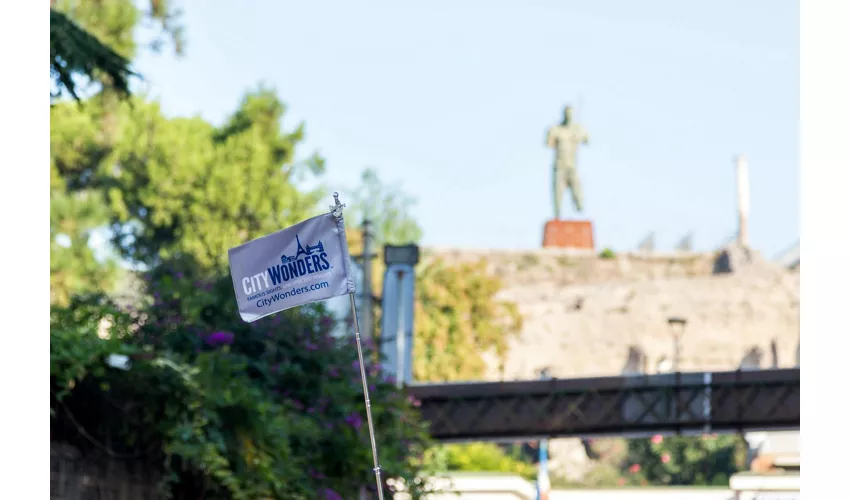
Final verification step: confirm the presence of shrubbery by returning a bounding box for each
[50,270,436,499]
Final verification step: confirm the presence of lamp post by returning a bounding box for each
[536,368,553,500]
[360,219,375,341]
[667,317,688,373]
[382,244,420,387]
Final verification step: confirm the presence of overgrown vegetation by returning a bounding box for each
[599,247,616,259]
[51,284,435,498]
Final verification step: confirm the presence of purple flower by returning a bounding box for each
[319,316,334,329]
[352,360,360,371]
[176,272,184,279]
[345,412,363,430]
[305,342,318,351]
[204,331,234,346]
[328,368,339,378]
[324,488,343,500]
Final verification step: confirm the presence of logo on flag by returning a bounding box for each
[228,212,356,322]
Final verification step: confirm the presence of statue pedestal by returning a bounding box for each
[543,220,595,249]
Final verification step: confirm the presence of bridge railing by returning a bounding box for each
[407,368,799,441]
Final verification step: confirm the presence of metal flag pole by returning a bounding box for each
[332,193,385,500]
[350,292,386,499]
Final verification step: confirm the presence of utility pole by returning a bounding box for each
[360,219,375,341]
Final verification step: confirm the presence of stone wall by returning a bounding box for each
[424,247,799,380]
[422,247,800,481]
[51,443,160,499]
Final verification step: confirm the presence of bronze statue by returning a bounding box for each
[546,106,589,218]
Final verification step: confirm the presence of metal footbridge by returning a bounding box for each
[407,368,800,441]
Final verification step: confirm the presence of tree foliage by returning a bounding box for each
[414,258,522,381]
[346,167,423,246]
[49,3,435,498]
[50,98,122,304]
[50,89,324,299]
[50,8,136,101]
[51,285,434,499]
[424,443,536,480]
[50,0,187,302]
[623,434,747,486]
[50,0,184,101]
[344,171,522,382]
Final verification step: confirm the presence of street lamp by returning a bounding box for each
[383,244,420,267]
[667,316,688,373]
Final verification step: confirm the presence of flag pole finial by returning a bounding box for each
[331,192,346,218]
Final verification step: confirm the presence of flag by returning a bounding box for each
[228,210,356,323]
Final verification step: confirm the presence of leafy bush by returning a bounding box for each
[599,248,616,259]
[50,273,436,499]
[424,443,537,480]
[623,434,747,486]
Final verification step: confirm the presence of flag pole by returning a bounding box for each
[332,193,385,500]
[350,292,386,499]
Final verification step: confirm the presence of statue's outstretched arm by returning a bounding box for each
[546,129,556,148]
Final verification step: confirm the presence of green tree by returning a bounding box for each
[103,89,324,272]
[50,95,124,304]
[50,8,135,101]
[344,171,522,382]
[50,88,325,276]
[50,0,185,302]
[347,167,423,246]
[624,434,747,486]
[50,0,184,101]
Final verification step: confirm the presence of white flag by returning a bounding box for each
[228,211,356,323]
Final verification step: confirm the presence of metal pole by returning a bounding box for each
[395,269,405,389]
[673,334,680,373]
[537,369,551,500]
[349,292,385,500]
[361,219,375,341]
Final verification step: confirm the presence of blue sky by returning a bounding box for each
[132,0,799,255]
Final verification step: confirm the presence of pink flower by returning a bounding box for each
[629,464,640,473]
[661,453,671,464]
[617,478,626,486]
[651,434,663,444]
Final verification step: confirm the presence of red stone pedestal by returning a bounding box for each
[543,219,595,249]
